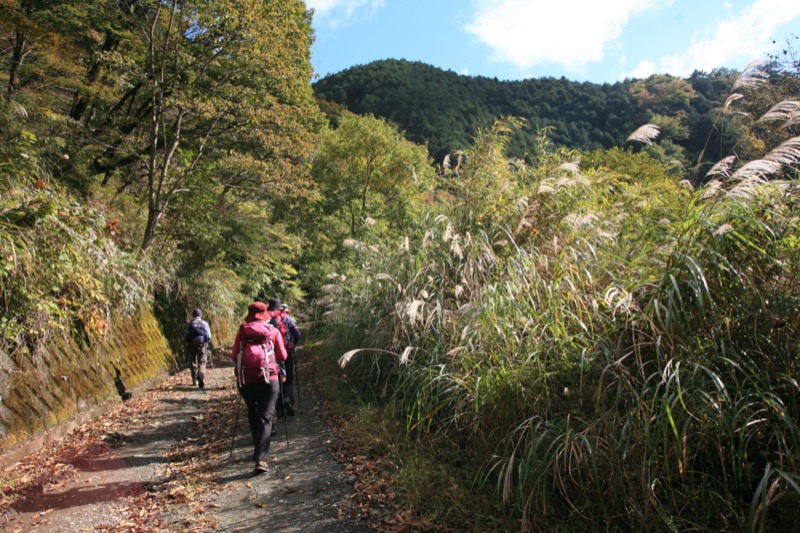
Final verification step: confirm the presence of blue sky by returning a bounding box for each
[306,0,800,83]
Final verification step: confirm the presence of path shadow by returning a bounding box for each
[213,356,235,368]
[159,397,198,405]
[57,441,169,473]
[13,481,144,513]
[215,469,258,484]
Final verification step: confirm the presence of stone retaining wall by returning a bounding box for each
[0,306,178,466]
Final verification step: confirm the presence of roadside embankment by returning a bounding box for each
[0,307,179,468]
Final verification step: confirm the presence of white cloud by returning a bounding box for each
[651,0,800,77]
[307,0,385,27]
[628,59,656,79]
[464,0,665,72]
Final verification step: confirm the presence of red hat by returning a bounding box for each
[245,301,270,322]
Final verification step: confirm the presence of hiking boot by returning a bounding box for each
[198,378,204,389]
[254,460,268,474]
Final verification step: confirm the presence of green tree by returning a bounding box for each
[632,74,697,117]
[294,112,434,294]
[93,0,322,252]
[312,59,734,167]
[310,113,433,241]
[3,0,323,254]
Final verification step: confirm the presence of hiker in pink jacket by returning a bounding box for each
[231,301,287,474]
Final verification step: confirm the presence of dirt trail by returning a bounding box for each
[0,351,374,532]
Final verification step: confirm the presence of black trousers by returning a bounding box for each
[279,349,296,406]
[238,379,279,461]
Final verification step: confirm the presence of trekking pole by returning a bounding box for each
[293,350,301,408]
[278,376,290,448]
[228,391,242,462]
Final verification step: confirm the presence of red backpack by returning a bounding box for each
[271,313,295,349]
[235,321,276,386]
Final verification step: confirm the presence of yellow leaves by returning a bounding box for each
[167,487,190,503]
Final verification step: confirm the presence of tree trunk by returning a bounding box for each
[141,208,160,252]
[6,31,28,100]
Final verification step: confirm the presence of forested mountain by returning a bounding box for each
[313,58,739,169]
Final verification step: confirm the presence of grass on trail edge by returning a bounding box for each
[309,339,519,532]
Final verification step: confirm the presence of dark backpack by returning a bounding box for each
[272,315,294,348]
[189,318,206,346]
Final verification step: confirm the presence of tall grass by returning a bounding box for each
[318,91,800,530]
[0,134,161,362]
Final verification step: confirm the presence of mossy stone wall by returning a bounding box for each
[0,306,178,456]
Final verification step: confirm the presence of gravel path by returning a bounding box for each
[201,356,372,533]
[0,351,374,532]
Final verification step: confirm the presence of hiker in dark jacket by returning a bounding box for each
[186,308,212,389]
[267,298,301,416]
[231,301,288,474]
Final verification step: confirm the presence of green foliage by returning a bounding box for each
[311,112,434,240]
[1,0,322,235]
[0,130,160,360]
[294,112,435,295]
[317,85,800,530]
[1,0,324,326]
[631,74,697,118]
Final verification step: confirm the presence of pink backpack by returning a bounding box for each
[235,321,276,386]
